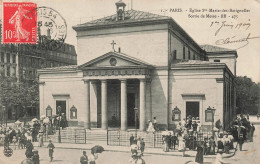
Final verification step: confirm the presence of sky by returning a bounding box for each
[1,0,260,82]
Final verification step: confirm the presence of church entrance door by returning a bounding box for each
[56,100,66,116]
[127,93,136,127]
[186,102,199,119]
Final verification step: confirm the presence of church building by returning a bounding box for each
[38,1,237,131]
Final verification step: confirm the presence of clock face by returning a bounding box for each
[110,58,117,66]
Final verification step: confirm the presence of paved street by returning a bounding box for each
[0,117,259,164]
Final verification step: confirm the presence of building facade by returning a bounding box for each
[38,1,237,130]
[0,23,77,121]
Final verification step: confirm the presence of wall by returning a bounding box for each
[208,55,236,75]
[39,71,87,126]
[169,68,224,129]
[76,25,168,66]
[150,69,168,126]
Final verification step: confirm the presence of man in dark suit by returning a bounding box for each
[80,151,88,164]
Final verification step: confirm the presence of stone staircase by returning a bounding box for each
[48,127,108,143]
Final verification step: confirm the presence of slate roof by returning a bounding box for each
[200,44,235,52]
[174,60,224,65]
[74,9,170,28]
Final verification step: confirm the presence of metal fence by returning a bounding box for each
[107,130,213,148]
[107,130,163,148]
[44,128,86,144]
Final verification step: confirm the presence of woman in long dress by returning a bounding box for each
[178,137,186,157]
[146,121,155,133]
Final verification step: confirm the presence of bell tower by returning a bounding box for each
[115,0,126,21]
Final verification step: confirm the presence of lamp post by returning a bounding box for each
[134,107,138,138]
[57,106,61,143]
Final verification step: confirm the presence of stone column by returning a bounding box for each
[120,79,127,131]
[101,80,108,130]
[139,79,146,131]
[84,80,90,129]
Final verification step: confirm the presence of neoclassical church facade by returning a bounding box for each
[38,1,237,131]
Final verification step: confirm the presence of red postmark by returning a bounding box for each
[2,2,37,44]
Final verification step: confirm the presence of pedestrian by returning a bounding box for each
[47,140,55,162]
[130,143,138,155]
[178,137,186,157]
[140,138,145,156]
[89,149,98,164]
[237,134,244,151]
[25,140,34,158]
[153,117,158,131]
[38,130,44,147]
[171,133,177,150]
[195,142,204,163]
[250,123,255,142]
[32,150,40,164]
[129,153,137,164]
[136,153,145,164]
[129,134,134,146]
[257,114,260,120]
[80,151,88,164]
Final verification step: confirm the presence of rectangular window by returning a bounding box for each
[1,53,4,62]
[193,54,195,60]
[214,59,220,62]
[7,53,10,63]
[183,46,185,59]
[12,54,16,63]
[188,50,191,59]
[173,50,177,60]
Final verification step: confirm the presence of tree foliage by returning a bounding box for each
[235,76,260,114]
[0,77,39,113]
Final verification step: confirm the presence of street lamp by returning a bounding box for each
[134,107,138,138]
[57,106,62,143]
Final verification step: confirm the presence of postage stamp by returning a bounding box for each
[2,2,37,44]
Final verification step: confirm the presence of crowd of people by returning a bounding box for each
[0,114,69,163]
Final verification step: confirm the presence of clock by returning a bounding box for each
[110,58,117,66]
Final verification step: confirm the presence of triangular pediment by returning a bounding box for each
[78,51,153,69]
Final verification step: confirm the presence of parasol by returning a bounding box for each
[91,145,104,154]
[31,118,38,122]
[14,120,22,125]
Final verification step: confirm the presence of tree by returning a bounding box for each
[0,77,39,120]
[235,76,260,114]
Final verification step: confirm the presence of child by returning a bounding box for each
[47,140,55,162]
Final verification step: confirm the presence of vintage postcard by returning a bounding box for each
[0,0,259,164]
